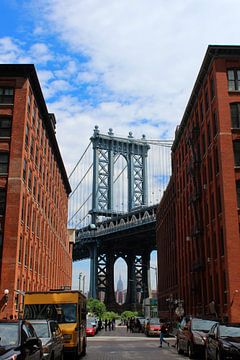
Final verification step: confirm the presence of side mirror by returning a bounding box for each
[24,338,39,347]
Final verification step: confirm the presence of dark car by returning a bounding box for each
[0,319,43,360]
[30,320,64,360]
[177,317,217,358]
[205,322,240,360]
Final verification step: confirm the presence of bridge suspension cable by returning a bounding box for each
[68,133,173,229]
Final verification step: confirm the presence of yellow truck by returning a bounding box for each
[24,290,87,358]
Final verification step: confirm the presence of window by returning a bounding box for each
[212,111,218,136]
[214,147,219,174]
[220,228,225,256]
[0,117,11,137]
[227,69,240,91]
[18,235,23,263]
[30,137,34,157]
[230,103,240,128]
[33,176,37,197]
[210,77,215,99]
[28,169,32,190]
[35,146,38,166]
[208,156,213,181]
[0,153,9,174]
[233,140,240,166]
[21,195,25,222]
[23,159,27,181]
[202,132,206,155]
[200,101,204,122]
[25,124,29,147]
[0,87,14,104]
[0,189,6,216]
[205,89,209,111]
[217,185,222,214]
[236,180,240,208]
[207,123,211,146]
[27,94,31,114]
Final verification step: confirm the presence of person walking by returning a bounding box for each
[159,322,170,348]
[104,319,108,331]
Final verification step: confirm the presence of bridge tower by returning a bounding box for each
[88,126,152,308]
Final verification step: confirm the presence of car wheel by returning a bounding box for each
[59,350,64,360]
[205,346,209,360]
[177,341,184,354]
[187,343,195,359]
[81,339,87,357]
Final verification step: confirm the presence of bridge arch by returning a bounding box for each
[114,257,127,305]
[90,126,150,224]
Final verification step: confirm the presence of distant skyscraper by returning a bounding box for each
[116,275,124,304]
[117,275,123,292]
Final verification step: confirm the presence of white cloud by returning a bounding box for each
[34,0,240,151]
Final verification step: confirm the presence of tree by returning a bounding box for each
[121,310,138,320]
[87,298,106,318]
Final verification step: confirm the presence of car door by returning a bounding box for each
[178,317,188,351]
[50,321,63,359]
[21,323,41,360]
[207,323,218,359]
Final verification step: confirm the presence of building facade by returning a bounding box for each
[156,45,240,322]
[0,65,72,317]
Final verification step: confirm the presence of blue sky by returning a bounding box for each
[1,0,240,291]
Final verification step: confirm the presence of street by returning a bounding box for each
[85,326,202,360]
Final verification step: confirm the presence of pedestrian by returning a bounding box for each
[108,319,111,331]
[126,318,130,332]
[105,319,108,331]
[159,321,170,348]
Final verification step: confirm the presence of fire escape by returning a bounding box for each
[187,125,205,314]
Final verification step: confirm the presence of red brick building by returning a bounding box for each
[0,65,72,317]
[156,45,240,322]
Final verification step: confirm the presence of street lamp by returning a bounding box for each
[79,272,82,292]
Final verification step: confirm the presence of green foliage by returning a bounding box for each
[87,298,106,318]
[102,311,119,320]
[121,310,138,320]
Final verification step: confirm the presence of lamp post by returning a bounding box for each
[82,275,86,295]
[79,272,82,292]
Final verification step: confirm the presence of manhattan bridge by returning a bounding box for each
[68,126,173,311]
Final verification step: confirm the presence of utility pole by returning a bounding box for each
[79,272,82,292]
[82,275,86,295]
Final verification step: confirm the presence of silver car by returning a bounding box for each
[31,320,64,360]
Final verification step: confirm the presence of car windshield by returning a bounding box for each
[149,318,159,325]
[192,319,217,331]
[0,323,18,346]
[87,322,94,327]
[219,325,240,337]
[32,323,49,338]
[25,303,77,323]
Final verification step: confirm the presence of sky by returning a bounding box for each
[1,0,240,292]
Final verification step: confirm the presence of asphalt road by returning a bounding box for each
[84,325,201,360]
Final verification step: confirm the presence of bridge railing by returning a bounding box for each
[76,213,156,241]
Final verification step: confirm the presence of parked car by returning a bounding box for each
[86,321,96,337]
[177,317,217,358]
[0,319,43,360]
[205,322,240,359]
[30,320,64,360]
[145,318,161,337]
